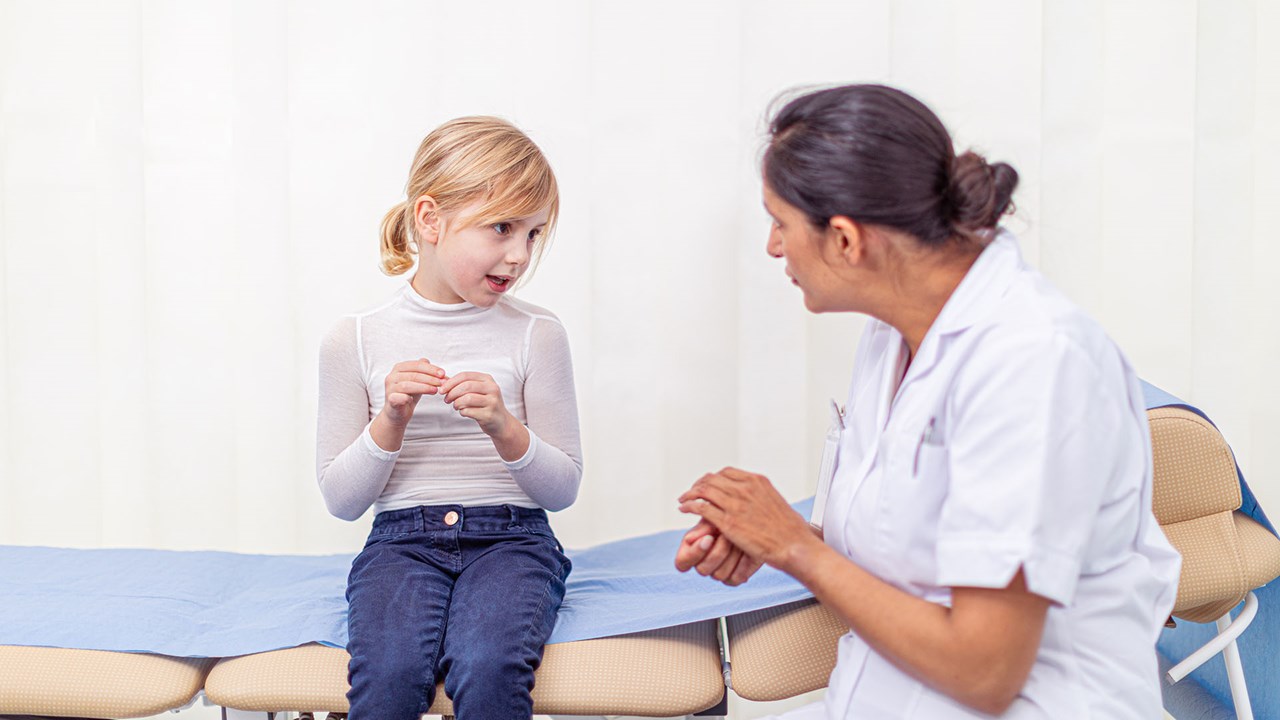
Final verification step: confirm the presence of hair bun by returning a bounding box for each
[948,151,1018,234]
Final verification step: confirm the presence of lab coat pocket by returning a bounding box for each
[913,440,948,481]
[876,433,949,581]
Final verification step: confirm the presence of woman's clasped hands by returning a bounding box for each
[675,467,822,586]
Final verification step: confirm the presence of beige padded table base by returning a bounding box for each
[205,620,725,717]
[0,645,215,719]
[725,599,845,702]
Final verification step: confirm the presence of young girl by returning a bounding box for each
[316,117,582,720]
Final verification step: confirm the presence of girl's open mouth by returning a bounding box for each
[486,275,512,293]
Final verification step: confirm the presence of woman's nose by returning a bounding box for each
[766,230,784,258]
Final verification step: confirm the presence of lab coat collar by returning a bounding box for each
[929,228,1022,338]
[895,229,1022,395]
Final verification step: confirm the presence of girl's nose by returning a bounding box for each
[507,243,531,267]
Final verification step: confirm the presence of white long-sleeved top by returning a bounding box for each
[316,284,583,521]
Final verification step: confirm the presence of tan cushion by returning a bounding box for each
[1149,407,1241,525]
[204,643,422,714]
[725,599,845,702]
[0,646,214,718]
[1146,407,1280,622]
[1161,511,1247,622]
[206,620,725,716]
[530,620,724,715]
[1234,511,1280,591]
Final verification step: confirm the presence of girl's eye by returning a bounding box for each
[493,222,512,236]
[527,229,542,244]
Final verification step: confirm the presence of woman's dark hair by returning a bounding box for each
[763,84,1018,245]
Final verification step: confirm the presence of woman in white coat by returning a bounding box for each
[675,84,1181,718]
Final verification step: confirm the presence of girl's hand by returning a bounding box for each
[677,467,820,573]
[380,358,448,427]
[675,518,764,586]
[441,372,512,437]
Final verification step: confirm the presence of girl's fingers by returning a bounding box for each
[387,392,416,408]
[451,393,482,411]
[389,381,438,396]
[440,372,487,394]
[393,359,446,376]
[413,358,446,375]
[443,381,488,404]
[394,371,446,387]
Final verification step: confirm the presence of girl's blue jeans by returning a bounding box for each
[344,504,571,720]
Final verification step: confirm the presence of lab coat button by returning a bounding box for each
[444,511,460,527]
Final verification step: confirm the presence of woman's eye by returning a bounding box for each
[493,222,512,236]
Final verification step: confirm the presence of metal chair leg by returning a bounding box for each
[1217,609,1254,720]
[1164,591,1258,720]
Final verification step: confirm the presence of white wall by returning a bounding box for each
[1,0,1277,563]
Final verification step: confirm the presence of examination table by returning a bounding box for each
[3,386,1277,719]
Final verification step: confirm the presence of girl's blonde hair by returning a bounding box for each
[380,116,560,276]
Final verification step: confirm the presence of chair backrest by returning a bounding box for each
[1148,407,1249,622]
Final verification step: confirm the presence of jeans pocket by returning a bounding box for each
[365,525,419,548]
[512,522,567,559]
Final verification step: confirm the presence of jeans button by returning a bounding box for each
[444,511,459,527]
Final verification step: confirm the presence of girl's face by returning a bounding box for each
[417,201,550,307]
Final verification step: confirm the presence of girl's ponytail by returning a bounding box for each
[379,201,415,276]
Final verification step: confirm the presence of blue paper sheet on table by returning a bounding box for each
[0,500,815,658]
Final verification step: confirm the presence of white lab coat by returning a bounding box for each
[776,232,1181,719]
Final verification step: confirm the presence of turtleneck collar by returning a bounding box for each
[401,282,494,316]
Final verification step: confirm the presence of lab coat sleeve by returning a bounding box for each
[935,329,1126,606]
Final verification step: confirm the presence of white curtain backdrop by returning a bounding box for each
[2,0,1278,564]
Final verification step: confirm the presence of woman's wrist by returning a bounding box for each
[777,528,835,581]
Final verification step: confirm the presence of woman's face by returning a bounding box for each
[762,183,843,313]
[422,201,549,307]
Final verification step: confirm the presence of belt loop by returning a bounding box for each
[507,504,520,530]
[415,507,426,533]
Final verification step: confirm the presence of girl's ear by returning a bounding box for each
[827,215,866,267]
[414,195,443,245]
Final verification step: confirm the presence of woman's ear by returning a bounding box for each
[827,215,865,267]
[414,195,443,245]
